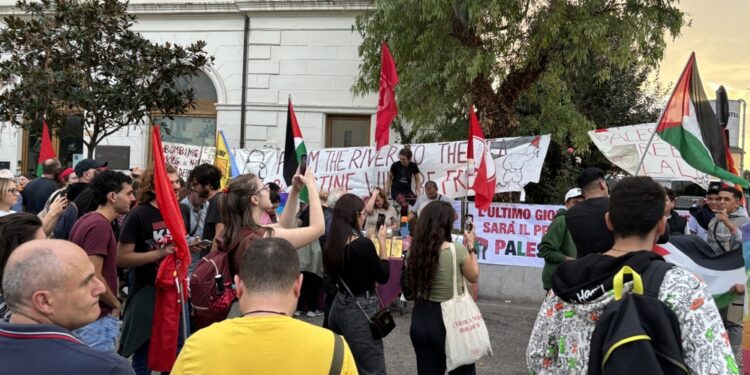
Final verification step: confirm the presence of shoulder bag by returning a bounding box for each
[338,277,395,340]
[441,243,493,371]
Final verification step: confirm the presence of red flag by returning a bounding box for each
[375,42,399,151]
[36,120,56,176]
[148,125,191,372]
[468,106,496,210]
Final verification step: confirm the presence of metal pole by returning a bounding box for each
[239,15,250,149]
[740,99,747,174]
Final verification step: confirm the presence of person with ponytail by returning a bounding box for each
[405,200,479,375]
[218,169,324,277]
[324,193,389,375]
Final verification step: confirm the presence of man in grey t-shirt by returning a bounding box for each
[411,181,452,218]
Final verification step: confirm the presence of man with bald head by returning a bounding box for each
[0,239,134,374]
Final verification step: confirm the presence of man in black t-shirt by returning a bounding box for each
[565,167,613,258]
[386,148,422,216]
[116,165,179,373]
[22,158,61,214]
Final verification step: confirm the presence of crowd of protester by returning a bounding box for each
[0,151,746,374]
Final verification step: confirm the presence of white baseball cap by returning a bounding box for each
[564,188,583,202]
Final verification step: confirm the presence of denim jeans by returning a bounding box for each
[329,293,386,375]
[73,315,120,352]
[720,305,743,366]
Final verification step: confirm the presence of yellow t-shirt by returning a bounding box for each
[171,316,359,375]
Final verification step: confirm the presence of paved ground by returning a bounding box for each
[300,298,541,375]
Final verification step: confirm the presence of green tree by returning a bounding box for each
[519,58,667,203]
[353,0,684,147]
[0,0,213,157]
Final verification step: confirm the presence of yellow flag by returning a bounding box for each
[214,131,231,189]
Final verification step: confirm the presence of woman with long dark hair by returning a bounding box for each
[0,213,45,320]
[406,200,479,375]
[324,193,389,375]
[218,171,323,277]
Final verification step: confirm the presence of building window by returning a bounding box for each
[158,71,218,148]
[22,116,83,174]
[325,115,372,148]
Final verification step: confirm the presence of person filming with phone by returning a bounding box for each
[363,188,399,236]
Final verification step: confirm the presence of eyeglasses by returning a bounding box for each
[6,189,17,195]
[252,184,271,196]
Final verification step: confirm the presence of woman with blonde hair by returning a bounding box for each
[0,178,19,217]
[218,170,324,277]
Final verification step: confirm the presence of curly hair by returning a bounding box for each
[136,164,177,204]
[609,176,665,238]
[406,200,455,300]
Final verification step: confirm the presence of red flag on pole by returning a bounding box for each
[375,41,399,151]
[467,106,496,210]
[148,125,191,372]
[36,120,56,176]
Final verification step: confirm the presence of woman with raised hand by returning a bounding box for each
[218,169,324,277]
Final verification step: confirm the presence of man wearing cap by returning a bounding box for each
[21,158,61,214]
[565,167,614,258]
[539,188,583,291]
[53,158,108,240]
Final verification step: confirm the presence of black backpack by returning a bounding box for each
[588,261,689,375]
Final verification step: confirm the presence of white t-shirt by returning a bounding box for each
[0,210,16,217]
[413,193,453,217]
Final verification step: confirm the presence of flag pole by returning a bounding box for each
[634,130,658,177]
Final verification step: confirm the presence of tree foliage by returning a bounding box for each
[0,0,213,157]
[353,0,684,147]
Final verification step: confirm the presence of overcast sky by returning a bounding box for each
[657,0,749,103]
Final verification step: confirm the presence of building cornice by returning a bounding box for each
[0,1,373,16]
[127,0,373,15]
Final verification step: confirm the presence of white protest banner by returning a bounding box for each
[233,136,550,197]
[589,123,710,189]
[199,146,215,166]
[469,202,561,267]
[233,148,283,185]
[489,136,550,192]
[167,134,551,198]
[163,142,203,180]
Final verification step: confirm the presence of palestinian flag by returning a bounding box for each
[655,53,748,187]
[653,235,744,308]
[283,97,308,202]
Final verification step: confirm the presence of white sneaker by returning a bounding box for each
[293,310,302,317]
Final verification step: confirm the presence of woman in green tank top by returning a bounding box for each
[404,200,479,374]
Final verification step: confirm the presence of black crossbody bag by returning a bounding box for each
[338,277,395,340]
